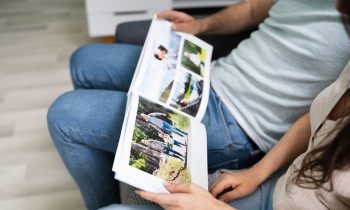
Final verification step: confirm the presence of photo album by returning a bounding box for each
[112,16,213,193]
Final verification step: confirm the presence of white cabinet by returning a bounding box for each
[85,0,171,37]
[85,0,241,37]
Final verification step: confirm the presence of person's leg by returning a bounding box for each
[202,87,265,173]
[164,150,185,161]
[162,122,187,136]
[174,140,186,147]
[165,147,185,158]
[70,43,142,90]
[47,89,128,210]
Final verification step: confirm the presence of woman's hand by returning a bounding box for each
[210,169,262,203]
[157,11,206,35]
[137,182,235,210]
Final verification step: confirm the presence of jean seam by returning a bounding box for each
[56,124,117,144]
[217,100,233,147]
[71,129,117,140]
[209,158,239,169]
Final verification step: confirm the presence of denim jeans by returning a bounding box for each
[47,44,264,210]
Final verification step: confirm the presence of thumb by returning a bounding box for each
[218,187,246,203]
[165,182,199,194]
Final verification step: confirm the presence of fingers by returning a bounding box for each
[171,22,193,32]
[217,187,246,203]
[210,174,237,198]
[157,10,201,34]
[164,182,201,194]
[157,10,192,22]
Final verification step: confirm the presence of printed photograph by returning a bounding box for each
[129,96,191,183]
[170,71,203,117]
[139,32,181,103]
[180,39,206,77]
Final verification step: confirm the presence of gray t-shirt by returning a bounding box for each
[211,0,350,152]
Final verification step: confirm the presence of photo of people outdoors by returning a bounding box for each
[181,39,206,77]
[170,71,203,117]
[129,97,191,183]
[139,31,181,103]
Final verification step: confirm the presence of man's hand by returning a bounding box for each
[157,11,205,35]
[158,0,273,35]
[210,169,262,203]
[137,182,235,210]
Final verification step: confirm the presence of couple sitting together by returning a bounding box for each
[47,0,350,209]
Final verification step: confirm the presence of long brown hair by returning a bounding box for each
[292,0,350,190]
[293,116,350,190]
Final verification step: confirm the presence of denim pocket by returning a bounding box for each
[207,146,248,172]
[208,158,239,172]
[208,146,264,172]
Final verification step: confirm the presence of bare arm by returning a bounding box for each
[158,0,274,35]
[211,113,311,202]
[199,0,274,35]
[249,113,311,184]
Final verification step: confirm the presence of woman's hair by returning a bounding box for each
[291,0,350,191]
[293,88,350,190]
[293,117,350,190]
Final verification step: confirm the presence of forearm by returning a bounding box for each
[198,0,274,35]
[250,113,311,184]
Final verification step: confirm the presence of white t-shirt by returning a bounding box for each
[211,0,350,152]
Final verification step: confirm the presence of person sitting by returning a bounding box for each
[102,2,350,208]
[47,0,350,209]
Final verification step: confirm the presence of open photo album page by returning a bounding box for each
[129,17,212,120]
[113,95,207,192]
[113,17,211,193]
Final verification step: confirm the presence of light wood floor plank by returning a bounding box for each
[0,0,98,209]
[0,189,84,210]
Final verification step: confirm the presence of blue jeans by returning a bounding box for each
[47,44,264,210]
[162,121,187,136]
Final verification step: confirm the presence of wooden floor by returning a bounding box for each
[0,0,100,209]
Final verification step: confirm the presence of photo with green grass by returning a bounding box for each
[170,71,203,117]
[129,96,191,183]
[181,39,206,77]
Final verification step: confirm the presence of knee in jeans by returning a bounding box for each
[70,44,98,82]
[70,44,98,68]
[47,91,82,143]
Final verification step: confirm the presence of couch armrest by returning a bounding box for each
[116,20,151,46]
